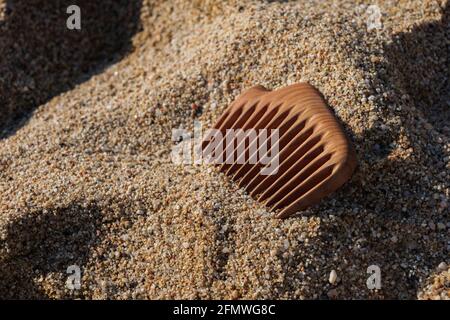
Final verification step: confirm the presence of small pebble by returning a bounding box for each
[182,242,190,249]
[327,288,338,299]
[437,262,447,272]
[329,270,338,284]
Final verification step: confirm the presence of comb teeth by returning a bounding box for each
[204,83,357,218]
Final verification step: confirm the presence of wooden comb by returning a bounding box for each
[203,83,357,218]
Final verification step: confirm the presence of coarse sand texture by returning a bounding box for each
[0,0,448,299]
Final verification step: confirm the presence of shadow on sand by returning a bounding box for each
[0,0,142,139]
[285,2,448,299]
[0,203,104,299]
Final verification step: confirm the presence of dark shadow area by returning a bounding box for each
[0,204,104,299]
[0,0,142,139]
[341,4,449,299]
[384,2,449,137]
[284,3,449,298]
[284,151,445,299]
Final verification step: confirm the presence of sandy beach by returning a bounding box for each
[0,0,448,299]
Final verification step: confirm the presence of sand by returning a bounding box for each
[0,0,448,299]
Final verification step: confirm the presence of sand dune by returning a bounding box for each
[0,0,448,299]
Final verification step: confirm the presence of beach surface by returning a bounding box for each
[0,0,448,299]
